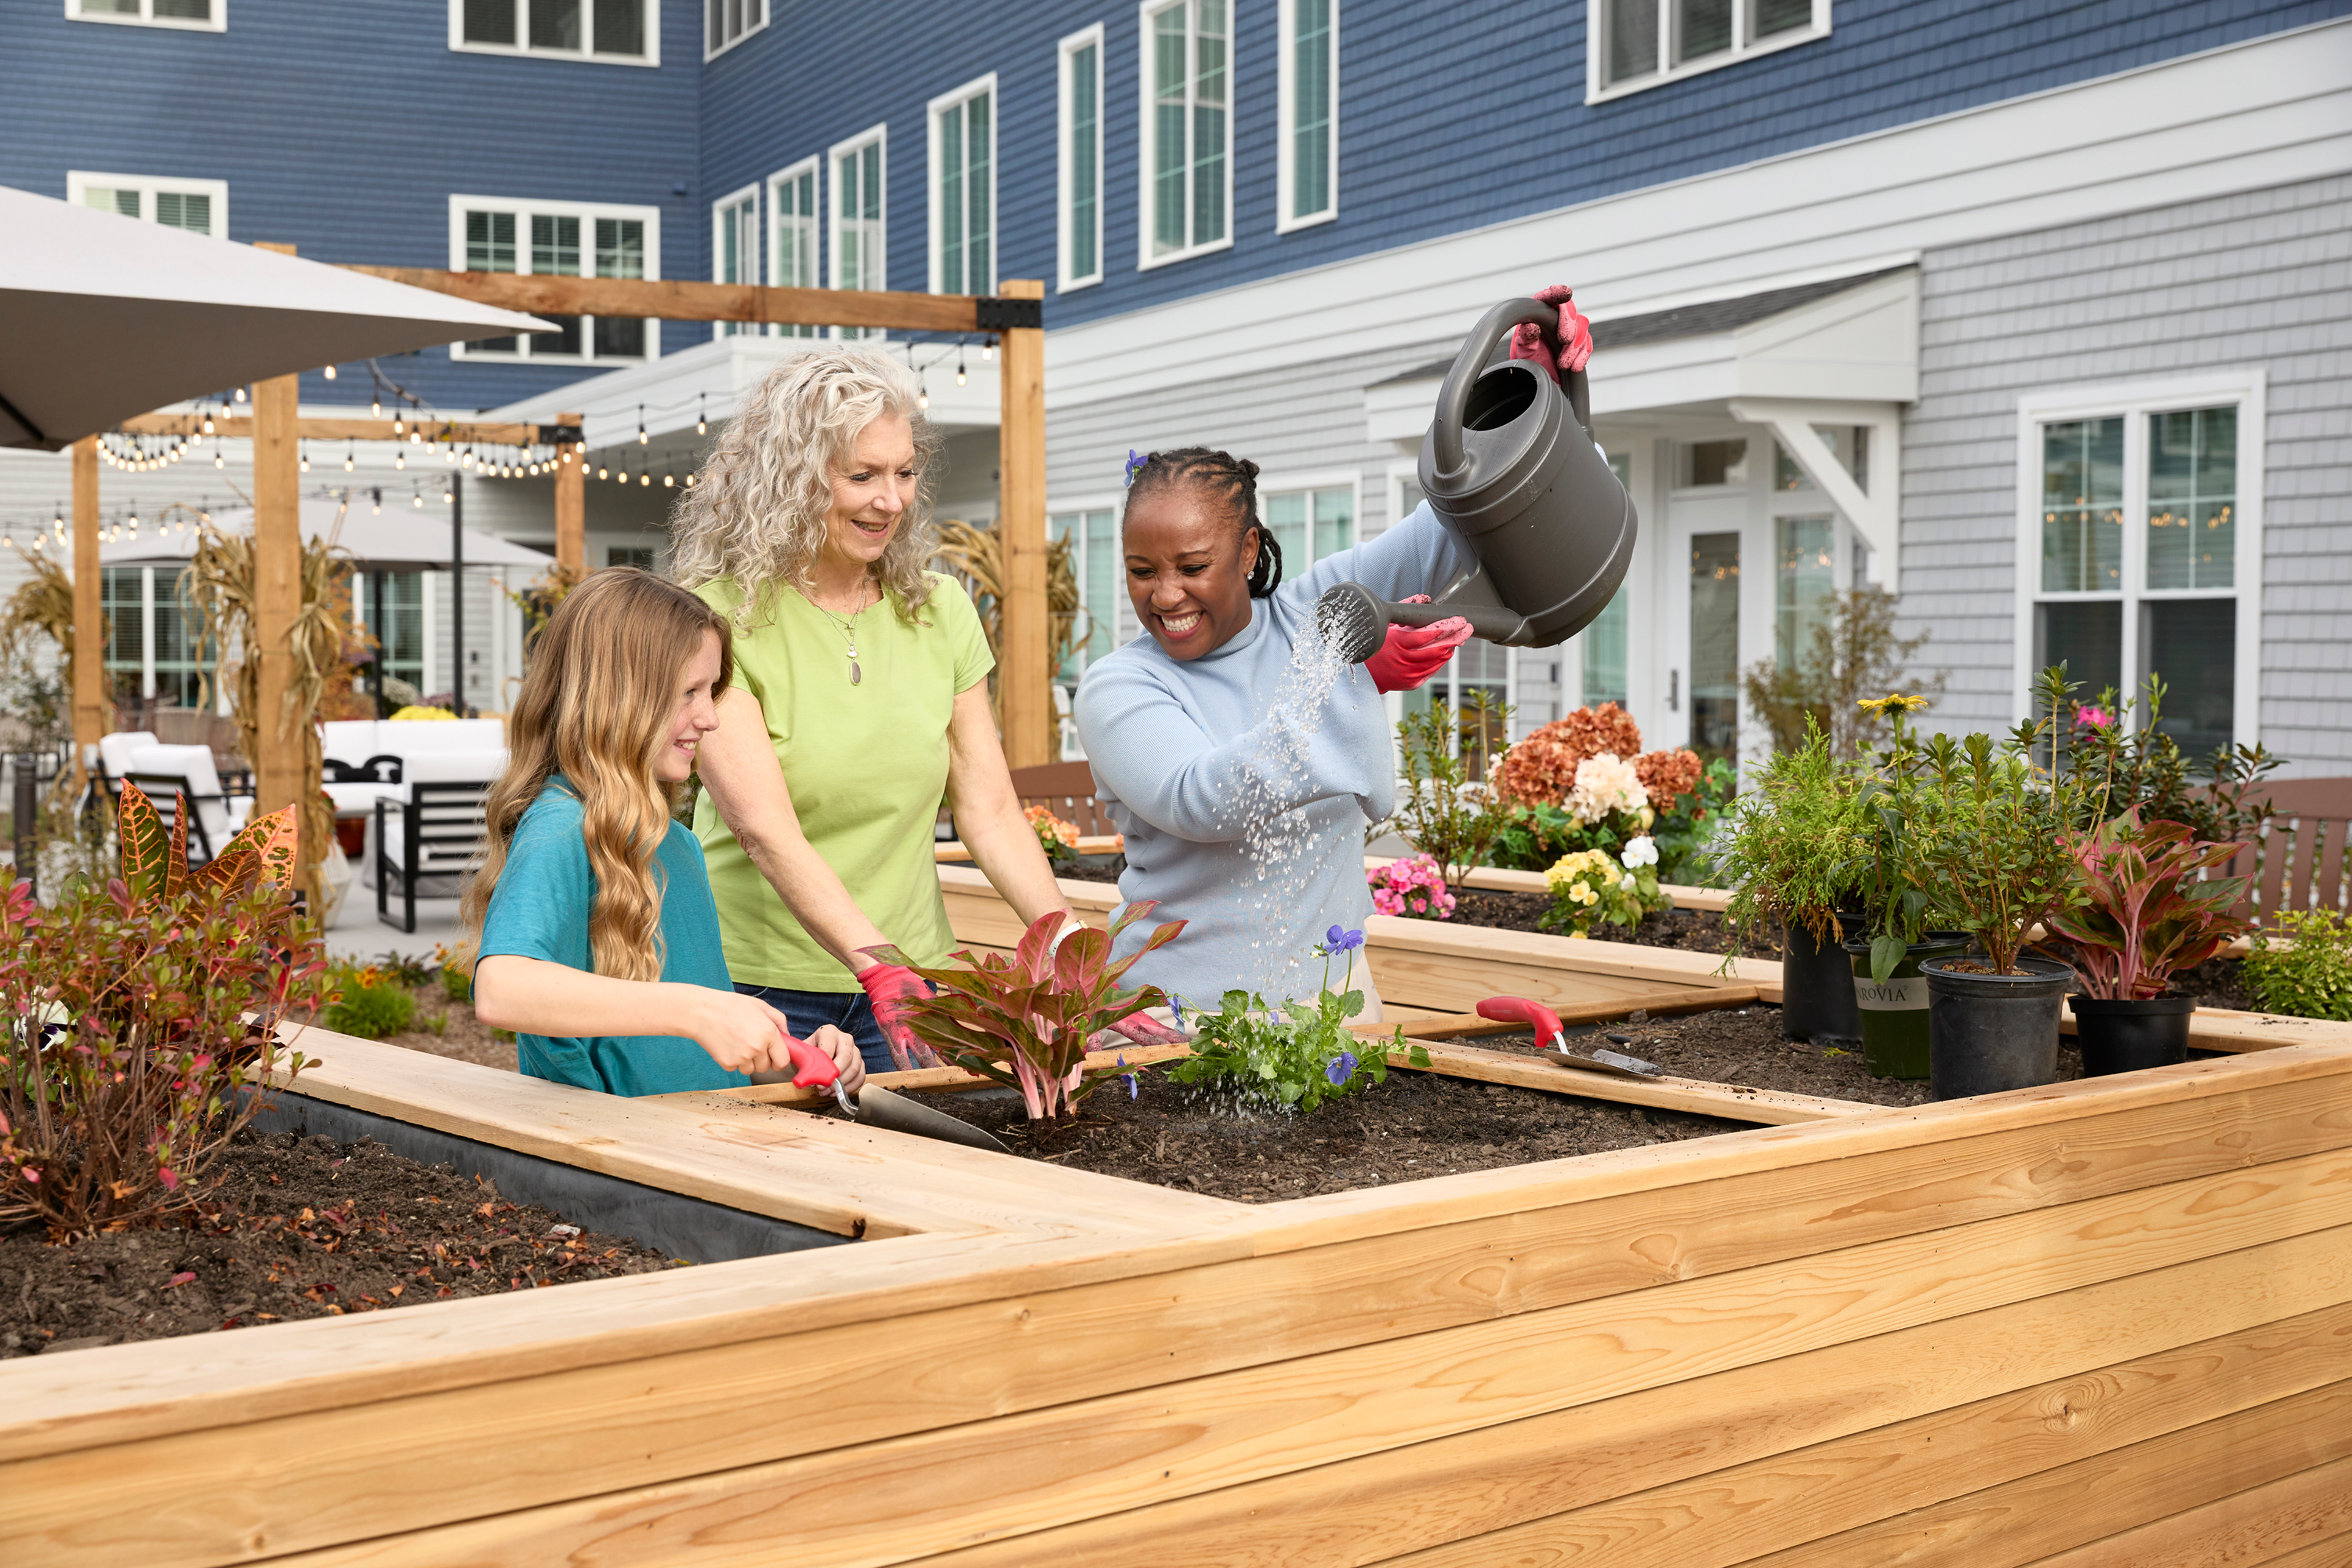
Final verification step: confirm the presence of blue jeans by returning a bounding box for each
[734,984,896,1076]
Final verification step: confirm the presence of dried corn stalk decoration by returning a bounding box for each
[930,517,1086,732]
[0,546,92,810]
[182,509,353,891]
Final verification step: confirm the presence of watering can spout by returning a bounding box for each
[1409,295,1638,650]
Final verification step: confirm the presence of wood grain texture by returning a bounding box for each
[337,265,983,331]
[1716,1381,2352,1568]
[2024,1453,2352,1568]
[64,1152,2352,1568]
[121,413,543,445]
[1387,1039,1875,1124]
[921,1249,2352,1568]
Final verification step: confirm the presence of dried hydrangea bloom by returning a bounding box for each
[1632,747,1703,808]
[1490,701,1646,807]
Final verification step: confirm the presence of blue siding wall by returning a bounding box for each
[698,0,2343,331]
[0,0,702,409]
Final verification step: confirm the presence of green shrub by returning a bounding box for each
[433,942,472,1003]
[323,963,418,1039]
[2245,910,2352,1021]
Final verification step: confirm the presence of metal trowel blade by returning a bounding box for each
[854,1085,1012,1153]
[1540,1044,1666,1082]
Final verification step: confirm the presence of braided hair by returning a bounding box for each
[1125,447,1284,598]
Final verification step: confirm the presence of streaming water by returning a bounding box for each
[1219,614,1359,1006]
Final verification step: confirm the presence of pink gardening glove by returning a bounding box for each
[1506,283,1593,380]
[1106,1010,1188,1047]
[1365,595,1473,694]
[854,962,940,1071]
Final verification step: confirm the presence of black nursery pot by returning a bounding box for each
[1780,914,1864,1048]
[2071,995,2197,1077]
[1920,956,2074,1101]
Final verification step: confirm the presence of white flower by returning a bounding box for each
[1620,872,1636,891]
[1564,752,1648,826]
[1622,834,1659,869]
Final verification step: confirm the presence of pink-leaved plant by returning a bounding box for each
[2037,812,2255,999]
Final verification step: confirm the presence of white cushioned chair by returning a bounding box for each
[122,742,253,865]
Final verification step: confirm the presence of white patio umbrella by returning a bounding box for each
[0,183,548,450]
[98,497,555,572]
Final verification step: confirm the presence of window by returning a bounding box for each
[929,77,995,297]
[1058,25,1104,290]
[1689,530,1741,764]
[1578,452,1634,707]
[448,196,658,363]
[767,159,820,339]
[1676,437,1748,488]
[712,184,759,339]
[1278,0,1336,230]
[1050,505,1120,681]
[70,0,221,30]
[829,127,886,339]
[451,0,653,64]
[1774,514,1834,668]
[1139,0,1230,266]
[705,0,766,58]
[361,572,426,697]
[1774,427,1866,491]
[98,566,206,706]
[1262,481,1354,570]
[608,546,656,569]
[67,172,228,237]
[2016,372,2264,763]
[1590,0,1825,100]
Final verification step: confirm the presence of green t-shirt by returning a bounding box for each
[694,571,994,990]
[477,777,748,1098]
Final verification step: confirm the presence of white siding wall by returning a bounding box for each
[1902,172,2352,772]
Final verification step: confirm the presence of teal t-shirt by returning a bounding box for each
[477,778,748,1098]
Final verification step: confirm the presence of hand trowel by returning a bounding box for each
[752,1035,1012,1154]
[1475,997,1664,1082]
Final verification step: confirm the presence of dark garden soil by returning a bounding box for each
[922,1002,1969,1204]
[0,1129,682,1359]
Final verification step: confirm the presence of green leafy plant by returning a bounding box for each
[1850,693,1956,979]
[1169,928,1423,1112]
[1742,586,1945,761]
[2060,674,2278,839]
[1540,846,1666,937]
[1390,695,1512,891]
[1,782,324,1237]
[2244,910,2352,1022]
[322,962,418,1040]
[434,942,473,1005]
[2035,813,2254,999]
[1716,717,1873,960]
[871,904,1186,1125]
[369,950,434,990]
[1896,676,2088,977]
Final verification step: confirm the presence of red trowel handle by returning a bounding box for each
[777,1029,840,1089]
[1477,995,1565,1049]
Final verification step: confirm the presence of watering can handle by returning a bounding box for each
[1430,298,1594,481]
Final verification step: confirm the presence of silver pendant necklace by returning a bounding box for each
[813,579,873,685]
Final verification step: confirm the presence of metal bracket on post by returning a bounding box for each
[535,421,584,449]
[974,296,1043,333]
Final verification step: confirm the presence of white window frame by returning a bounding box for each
[446,0,658,67]
[1052,494,1126,673]
[827,123,889,339]
[1057,23,1106,292]
[66,170,230,236]
[703,0,767,60]
[1275,0,1338,233]
[927,73,998,298]
[1257,468,1362,576]
[2010,368,2265,748]
[710,182,761,341]
[65,0,224,31]
[445,194,663,366]
[766,156,823,341]
[1586,0,1829,104]
[1135,0,1235,271]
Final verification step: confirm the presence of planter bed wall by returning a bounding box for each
[4,936,2351,1562]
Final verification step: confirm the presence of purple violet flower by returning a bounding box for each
[1123,448,1147,486]
[1325,925,1365,953]
[1325,1050,1359,1087]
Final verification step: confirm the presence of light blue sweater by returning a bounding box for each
[1074,504,1477,1008]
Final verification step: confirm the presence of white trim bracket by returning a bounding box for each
[1730,398,1904,587]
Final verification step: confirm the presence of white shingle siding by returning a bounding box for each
[1901,172,2352,774]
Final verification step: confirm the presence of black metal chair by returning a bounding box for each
[119,769,251,867]
[375,778,494,932]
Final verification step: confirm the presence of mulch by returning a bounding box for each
[0,1129,682,1359]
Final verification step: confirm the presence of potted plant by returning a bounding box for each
[1901,679,2089,1099]
[1843,694,1968,1079]
[1714,718,1871,1046]
[2036,812,2253,1074]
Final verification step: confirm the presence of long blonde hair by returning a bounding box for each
[669,345,943,625]
[458,568,733,983]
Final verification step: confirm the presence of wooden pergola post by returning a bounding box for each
[70,435,102,788]
[996,280,1049,769]
[249,246,304,861]
[553,409,585,579]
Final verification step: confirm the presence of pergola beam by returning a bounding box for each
[121,413,551,447]
[337,267,1001,334]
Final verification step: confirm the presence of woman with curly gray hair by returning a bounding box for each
[676,346,1079,1072]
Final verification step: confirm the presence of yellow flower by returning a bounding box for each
[1857,693,1932,717]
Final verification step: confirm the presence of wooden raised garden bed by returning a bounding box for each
[4,869,2350,1566]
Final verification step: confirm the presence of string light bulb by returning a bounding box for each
[344,441,355,473]
[662,472,674,488]
[213,450,225,469]
[442,486,454,505]
[956,338,968,386]
[300,445,311,473]
[370,489,381,516]
[323,363,337,380]
[638,405,647,445]
[412,492,423,508]
[200,413,215,435]
[597,463,609,480]
[917,376,929,412]
[639,471,650,487]
[233,385,247,403]
[372,397,382,419]
[982,337,994,361]
[392,415,404,435]
[696,394,706,436]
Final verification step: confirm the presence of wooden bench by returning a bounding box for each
[2233,777,2352,927]
[1008,760,1117,835]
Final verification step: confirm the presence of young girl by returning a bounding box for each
[462,568,864,1099]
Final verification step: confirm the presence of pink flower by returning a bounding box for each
[2075,704,2114,731]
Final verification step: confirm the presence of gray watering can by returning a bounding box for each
[1318,296,1637,662]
